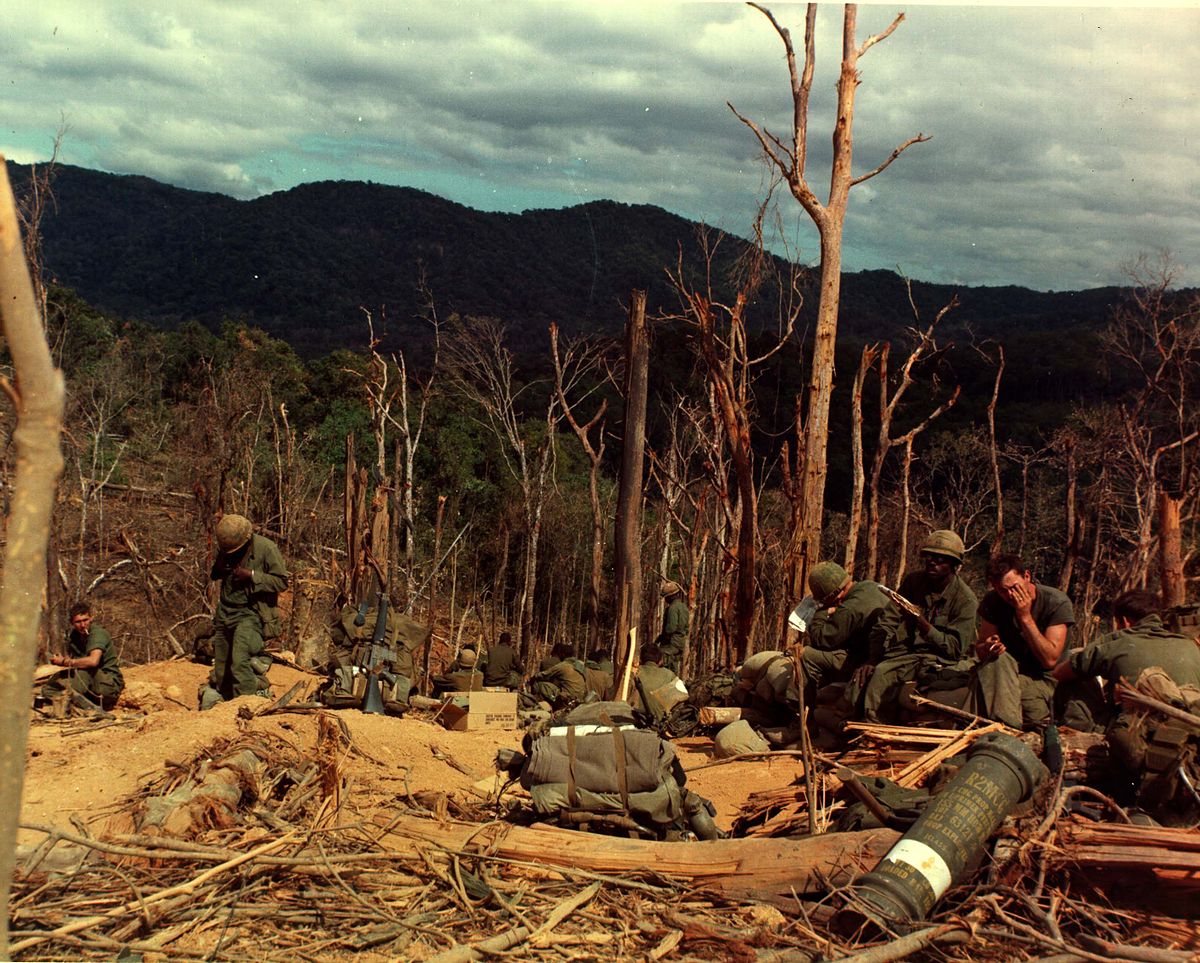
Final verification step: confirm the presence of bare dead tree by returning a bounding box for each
[613,293,650,670]
[668,222,796,662]
[445,316,560,654]
[865,293,961,579]
[0,158,67,958]
[550,323,611,657]
[844,342,879,573]
[732,2,928,597]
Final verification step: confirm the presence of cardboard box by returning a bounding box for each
[441,689,519,731]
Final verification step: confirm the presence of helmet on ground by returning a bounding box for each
[809,561,850,603]
[660,580,682,598]
[921,529,965,563]
[215,514,253,553]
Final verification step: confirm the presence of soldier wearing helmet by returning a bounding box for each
[862,530,979,722]
[656,580,689,676]
[799,560,888,709]
[201,513,289,708]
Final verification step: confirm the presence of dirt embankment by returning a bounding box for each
[23,660,793,841]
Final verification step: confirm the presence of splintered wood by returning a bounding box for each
[12,713,1200,961]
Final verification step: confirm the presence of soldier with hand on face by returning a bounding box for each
[964,553,1073,731]
[200,513,289,710]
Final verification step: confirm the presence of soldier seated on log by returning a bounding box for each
[1054,589,1200,823]
[631,644,689,726]
[800,561,889,720]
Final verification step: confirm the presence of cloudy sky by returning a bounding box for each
[4,1,1197,292]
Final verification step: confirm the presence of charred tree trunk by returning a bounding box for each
[613,291,649,670]
[1158,490,1184,608]
[846,343,876,574]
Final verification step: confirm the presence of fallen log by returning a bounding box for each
[371,812,899,904]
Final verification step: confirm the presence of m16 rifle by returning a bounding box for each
[358,587,400,714]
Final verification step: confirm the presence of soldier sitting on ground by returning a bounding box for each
[801,561,889,719]
[1054,589,1200,823]
[632,643,689,726]
[862,530,979,723]
[42,601,125,711]
[481,631,523,689]
[431,646,485,695]
[526,643,587,709]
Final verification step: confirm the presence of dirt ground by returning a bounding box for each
[21,660,804,844]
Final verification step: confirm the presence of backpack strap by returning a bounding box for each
[566,726,579,808]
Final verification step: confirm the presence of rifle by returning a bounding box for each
[358,587,399,714]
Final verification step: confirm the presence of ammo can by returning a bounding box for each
[842,732,1044,926]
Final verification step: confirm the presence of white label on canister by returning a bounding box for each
[884,839,953,899]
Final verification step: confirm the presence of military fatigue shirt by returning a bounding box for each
[482,643,522,687]
[805,580,889,665]
[533,659,587,701]
[660,598,689,657]
[877,572,978,662]
[1070,615,1200,689]
[212,533,289,629]
[977,582,1073,681]
[68,623,123,682]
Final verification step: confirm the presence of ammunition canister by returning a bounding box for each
[842,732,1044,927]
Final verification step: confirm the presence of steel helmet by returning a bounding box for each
[921,529,965,563]
[808,561,851,603]
[215,514,253,553]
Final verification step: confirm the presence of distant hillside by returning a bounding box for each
[10,161,1129,357]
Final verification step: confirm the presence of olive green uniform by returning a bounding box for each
[801,580,888,696]
[59,623,124,708]
[634,663,688,724]
[658,598,689,675]
[965,582,1073,730]
[1073,616,1200,819]
[529,657,587,708]
[863,572,978,722]
[482,642,522,689]
[210,533,289,698]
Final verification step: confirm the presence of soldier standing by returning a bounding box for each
[202,513,289,708]
[657,580,689,676]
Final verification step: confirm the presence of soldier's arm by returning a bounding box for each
[251,542,290,594]
[806,604,860,652]
[975,616,1003,661]
[922,592,978,661]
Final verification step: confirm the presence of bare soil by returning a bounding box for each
[21,660,796,842]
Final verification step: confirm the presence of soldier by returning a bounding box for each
[1054,590,1200,821]
[657,580,689,676]
[45,601,125,710]
[862,531,979,722]
[801,561,889,709]
[201,513,289,709]
[633,643,689,725]
[964,553,1073,730]
[528,643,587,709]
[432,646,485,694]
[481,631,523,689]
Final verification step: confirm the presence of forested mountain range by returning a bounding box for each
[11,161,1129,363]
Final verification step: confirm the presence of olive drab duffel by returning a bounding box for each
[515,701,720,839]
